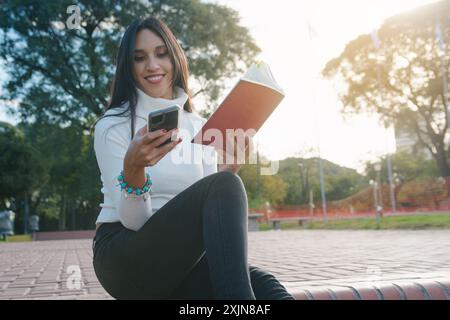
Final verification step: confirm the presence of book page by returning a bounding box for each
[242,61,284,95]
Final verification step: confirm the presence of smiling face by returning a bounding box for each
[133,29,174,99]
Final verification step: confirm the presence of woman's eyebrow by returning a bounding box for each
[134,45,167,53]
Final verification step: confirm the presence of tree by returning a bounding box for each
[238,159,288,209]
[277,157,366,206]
[0,121,44,200]
[365,151,437,184]
[322,0,450,177]
[365,150,438,209]
[0,0,260,129]
[0,121,46,232]
[16,121,101,230]
[260,175,288,206]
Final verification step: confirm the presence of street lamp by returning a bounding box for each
[374,163,383,226]
[369,179,381,228]
[369,179,378,214]
[309,190,315,218]
[299,161,314,218]
[298,162,304,205]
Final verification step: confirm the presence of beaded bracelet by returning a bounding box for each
[116,170,153,200]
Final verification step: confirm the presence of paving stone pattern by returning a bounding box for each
[1,230,449,299]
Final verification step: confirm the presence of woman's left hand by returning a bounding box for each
[218,135,254,174]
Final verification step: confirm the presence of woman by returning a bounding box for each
[92,16,294,300]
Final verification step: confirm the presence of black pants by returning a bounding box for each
[93,171,294,300]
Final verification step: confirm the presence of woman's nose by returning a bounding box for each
[145,56,160,71]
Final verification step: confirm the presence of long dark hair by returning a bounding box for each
[91,17,193,140]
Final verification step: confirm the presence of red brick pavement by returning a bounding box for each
[1,230,449,300]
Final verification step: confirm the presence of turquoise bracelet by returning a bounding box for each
[117,170,153,197]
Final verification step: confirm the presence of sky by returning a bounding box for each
[212,0,439,171]
[0,0,440,171]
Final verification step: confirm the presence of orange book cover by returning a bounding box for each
[191,61,285,151]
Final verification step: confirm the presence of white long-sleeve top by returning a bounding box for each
[94,87,217,231]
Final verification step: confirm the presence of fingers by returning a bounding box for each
[141,128,170,145]
[149,129,179,149]
[148,137,182,165]
[155,136,182,153]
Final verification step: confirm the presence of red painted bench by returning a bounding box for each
[290,280,450,300]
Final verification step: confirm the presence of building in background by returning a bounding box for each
[394,121,433,159]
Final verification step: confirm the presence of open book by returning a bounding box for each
[191,61,285,151]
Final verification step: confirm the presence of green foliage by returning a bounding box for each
[0,0,260,127]
[306,214,450,230]
[0,121,45,200]
[238,158,289,209]
[239,156,367,211]
[277,157,366,205]
[365,151,437,183]
[333,151,443,212]
[1,119,102,230]
[258,213,450,231]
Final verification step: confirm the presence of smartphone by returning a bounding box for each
[148,105,181,147]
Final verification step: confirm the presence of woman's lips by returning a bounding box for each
[145,74,165,85]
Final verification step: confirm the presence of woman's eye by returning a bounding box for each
[134,56,145,61]
[156,51,168,57]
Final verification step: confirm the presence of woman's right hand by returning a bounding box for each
[124,124,182,170]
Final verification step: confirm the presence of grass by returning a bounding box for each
[258,213,450,231]
[0,234,32,243]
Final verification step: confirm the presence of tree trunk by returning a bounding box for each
[58,192,66,231]
[432,143,450,198]
[29,193,41,219]
[71,203,76,230]
[23,193,29,234]
[434,143,450,178]
[394,184,404,209]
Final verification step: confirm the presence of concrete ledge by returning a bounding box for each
[291,280,450,300]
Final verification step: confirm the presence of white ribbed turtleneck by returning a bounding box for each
[135,86,188,117]
[94,87,217,231]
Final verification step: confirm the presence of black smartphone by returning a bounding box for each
[148,105,180,147]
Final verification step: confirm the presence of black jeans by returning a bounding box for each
[92,171,294,300]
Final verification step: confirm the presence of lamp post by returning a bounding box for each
[298,162,304,204]
[369,179,378,214]
[299,161,314,218]
[309,190,314,218]
[256,141,261,200]
[369,179,380,228]
[23,195,29,235]
[318,157,327,222]
[374,163,383,226]
[386,154,396,214]
[371,29,390,219]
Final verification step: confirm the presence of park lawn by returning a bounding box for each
[0,234,32,243]
[259,214,450,230]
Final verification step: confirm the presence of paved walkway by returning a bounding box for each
[1,230,450,299]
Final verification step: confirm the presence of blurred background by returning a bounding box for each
[0,0,449,235]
